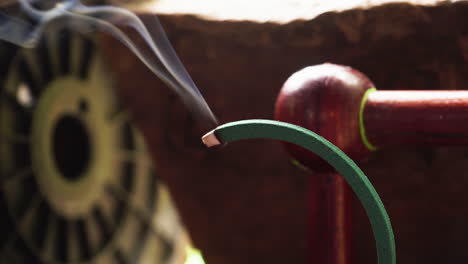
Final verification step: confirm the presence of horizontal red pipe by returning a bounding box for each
[364,90,468,148]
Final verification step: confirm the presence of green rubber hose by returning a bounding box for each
[203,119,396,264]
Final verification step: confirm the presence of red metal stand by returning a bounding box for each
[275,63,468,264]
[275,64,371,264]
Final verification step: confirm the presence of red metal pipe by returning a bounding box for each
[308,173,352,264]
[364,90,468,148]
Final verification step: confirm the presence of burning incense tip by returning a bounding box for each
[202,130,221,147]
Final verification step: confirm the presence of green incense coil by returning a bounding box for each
[204,119,395,264]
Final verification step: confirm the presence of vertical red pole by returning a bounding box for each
[327,174,353,264]
[309,173,352,264]
[307,173,322,263]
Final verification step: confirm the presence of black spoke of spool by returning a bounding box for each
[115,203,126,228]
[160,234,174,262]
[0,232,18,260]
[2,91,32,134]
[12,144,30,170]
[37,37,53,84]
[105,184,127,229]
[1,90,26,113]
[31,198,52,250]
[14,175,38,220]
[0,43,17,79]
[147,169,158,211]
[55,216,69,262]
[114,249,129,264]
[10,236,43,263]
[0,196,14,248]
[13,114,32,136]
[75,219,92,260]
[99,192,118,227]
[130,217,150,263]
[108,182,174,261]
[108,184,151,231]
[91,207,112,249]
[78,36,94,80]
[133,198,174,263]
[121,122,135,151]
[12,144,31,173]
[58,30,71,76]
[18,58,41,98]
[106,185,127,223]
[121,161,134,192]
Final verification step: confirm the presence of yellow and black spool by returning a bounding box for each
[0,28,189,264]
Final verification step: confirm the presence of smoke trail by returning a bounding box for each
[0,0,218,126]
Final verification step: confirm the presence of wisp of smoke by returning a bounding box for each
[0,0,218,127]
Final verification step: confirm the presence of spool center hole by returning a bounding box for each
[53,115,91,181]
